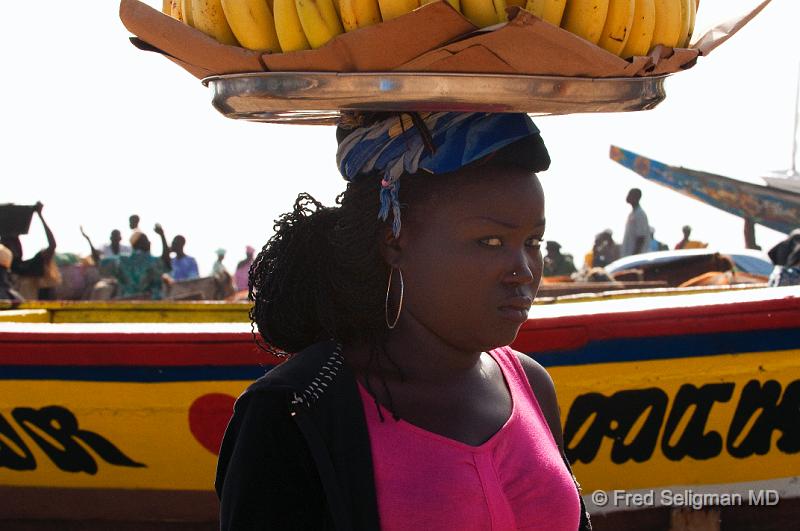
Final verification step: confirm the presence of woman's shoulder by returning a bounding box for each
[242,339,344,401]
[495,347,555,394]
[227,339,356,443]
[502,347,563,449]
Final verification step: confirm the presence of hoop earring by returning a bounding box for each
[385,267,404,330]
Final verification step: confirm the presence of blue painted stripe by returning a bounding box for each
[530,328,800,367]
[0,365,273,382]
[1,328,797,381]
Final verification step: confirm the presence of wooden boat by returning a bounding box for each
[0,284,768,323]
[610,145,800,239]
[1,286,799,530]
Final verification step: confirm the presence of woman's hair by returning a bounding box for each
[249,131,550,356]
[249,179,389,355]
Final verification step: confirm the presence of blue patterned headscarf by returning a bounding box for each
[336,112,545,237]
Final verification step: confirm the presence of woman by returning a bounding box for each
[216,112,591,531]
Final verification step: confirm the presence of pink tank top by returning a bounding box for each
[358,346,580,531]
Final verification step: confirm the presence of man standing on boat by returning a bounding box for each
[234,245,255,293]
[675,225,708,250]
[81,228,131,263]
[621,188,651,256]
[103,229,131,258]
[590,229,620,268]
[168,235,200,282]
[543,241,577,277]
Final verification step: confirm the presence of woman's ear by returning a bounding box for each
[378,225,404,268]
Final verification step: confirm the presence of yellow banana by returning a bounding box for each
[461,0,508,28]
[525,0,567,26]
[295,0,344,49]
[181,0,195,26]
[619,0,655,58]
[163,0,173,14]
[274,0,311,51]
[561,0,610,45]
[170,0,184,21]
[650,0,682,48]
[680,0,696,47]
[339,0,382,31]
[191,0,239,44]
[422,0,461,13]
[677,0,690,47]
[506,0,525,7]
[377,0,421,21]
[597,0,634,56]
[221,0,281,51]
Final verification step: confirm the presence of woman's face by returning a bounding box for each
[394,164,546,352]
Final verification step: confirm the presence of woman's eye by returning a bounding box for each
[526,237,543,248]
[480,237,503,247]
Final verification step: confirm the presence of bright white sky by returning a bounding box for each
[2,0,798,274]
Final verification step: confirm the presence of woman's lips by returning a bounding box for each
[497,306,530,322]
[497,296,532,322]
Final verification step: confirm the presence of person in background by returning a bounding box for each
[168,235,200,281]
[0,244,24,302]
[212,248,235,300]
[212,248,229,278]
[81,226,122,279]
[81,228,129,263]
[103,229,131,257]
[543,240,577,277]
[674,225,708,250]
[590,229,620,268]
[113,224,171,299]
[234,245,255,292]
[621,188,650,257]
[648,227,669,252]
[0,202,59,300]
[767,228,800,287]
[129,214,143,243]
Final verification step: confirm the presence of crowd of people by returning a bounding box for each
[543,188,710,279]
[0,207,257,302]
[540,188,800,288]
[1,192,799,303]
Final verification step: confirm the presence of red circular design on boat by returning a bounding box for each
[189,393,236,456]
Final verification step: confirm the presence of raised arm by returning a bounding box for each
[153,223,172,272]
[80,226,101,265]
[34,202,56,261]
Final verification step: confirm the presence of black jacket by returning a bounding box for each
[216,340,592,530]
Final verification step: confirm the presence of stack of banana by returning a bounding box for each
[162,0,697,58]
[555,0,698,58]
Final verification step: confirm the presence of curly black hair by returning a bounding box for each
[249,177,389,355]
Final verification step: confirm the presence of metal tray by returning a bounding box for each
[203,72,669,125]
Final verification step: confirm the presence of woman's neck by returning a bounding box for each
[345,315,484,384]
